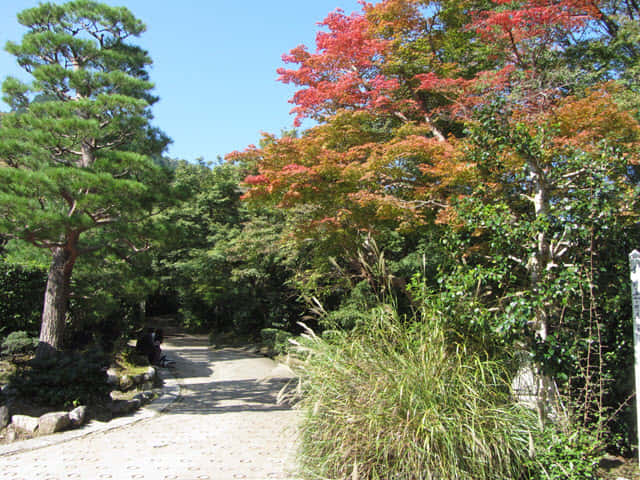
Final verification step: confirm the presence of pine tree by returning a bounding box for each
[0,1,169,358]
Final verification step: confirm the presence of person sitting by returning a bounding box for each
[136,328,173,367]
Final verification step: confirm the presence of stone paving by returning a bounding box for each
[0,333,300,480]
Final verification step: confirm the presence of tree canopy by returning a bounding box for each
[1,0,639,471]
[0,0,170,357]
[229,0,640,445]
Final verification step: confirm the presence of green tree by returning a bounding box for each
[0,1,169,358]
[152,161,305,336]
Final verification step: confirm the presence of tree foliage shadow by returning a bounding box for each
[166,377,297,415]
[160,336,298,415]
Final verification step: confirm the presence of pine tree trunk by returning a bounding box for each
[36,243,77,360]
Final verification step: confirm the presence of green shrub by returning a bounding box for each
[0,261,46,336]
[1,330,38,355]
[293,308,538,480]
[260,328,293,355]
[526,425,602,479]
[117,344,150,367]
[8,350,111,408]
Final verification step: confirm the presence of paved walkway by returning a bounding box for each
[0,333,300,480]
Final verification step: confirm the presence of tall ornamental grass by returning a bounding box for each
[293,307,538,480]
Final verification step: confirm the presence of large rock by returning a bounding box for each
[38,412,70,435]
[5,424,17,442]
[133,390,155,404]
[106,367,119,386]
[143,366,156,382]
[110,398,140,415]
[69,405,88,427]
[119,374,134,391]
[11,414,39,434]
[0,405,9,429]
[109,400,129,415]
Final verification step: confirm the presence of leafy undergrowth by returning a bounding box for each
[1,345,158,431]
[293,307,538,480]
[0,358,18,386]
[7,350,111,410]
[209,330,259,348]
[111,347,152,376]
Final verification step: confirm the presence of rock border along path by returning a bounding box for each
[0,332,300,480]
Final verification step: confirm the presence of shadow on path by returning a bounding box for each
[158,328,298,417]
[169,378,297,415]
[160,334,213,380]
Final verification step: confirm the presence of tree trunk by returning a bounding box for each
[80,140,94,168]
[527,161,556,427]
[36,242,78,360]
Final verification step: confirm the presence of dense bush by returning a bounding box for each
[526,425,602,479]
[0,260,46,337]
[1,330,38,356]
[260,328,293,355]
[8,350,111,408]
[293,308,538,480]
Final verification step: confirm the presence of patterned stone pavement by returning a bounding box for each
[0,334,300,480]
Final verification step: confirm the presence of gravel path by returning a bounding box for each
[0,333,301,480]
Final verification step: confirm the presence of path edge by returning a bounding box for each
[0,366,182,457]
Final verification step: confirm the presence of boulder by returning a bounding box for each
[5,425,16,442]
[119,374,134,391]
[68,405,87,427]
[143,366,156,382]
[38,412,71,435]
[0,405,9,429]
[110,398,140,415]
[11,414,39,434]
[133,390,155,404]
[109,400,130,415]
[106,367,119,386]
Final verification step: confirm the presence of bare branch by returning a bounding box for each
[561,168,587,179]
[394,111,409,123]
[123,238,151,253]
[508,255,525,266]
[409,199,449,209]
[112,169,131,179]
[425,116,447,142]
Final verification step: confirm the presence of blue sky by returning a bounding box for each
[0,1,365,162]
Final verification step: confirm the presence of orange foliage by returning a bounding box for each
[550,86,640,152]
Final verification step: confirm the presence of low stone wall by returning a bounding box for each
[1,405,87,441]
[106,365,157,392]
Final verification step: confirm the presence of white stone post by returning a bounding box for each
[629,250,640,466]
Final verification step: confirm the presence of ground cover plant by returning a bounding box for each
[7,350,111,409]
